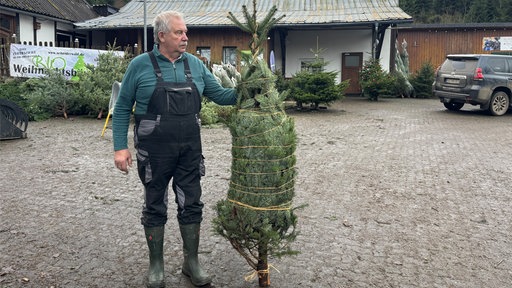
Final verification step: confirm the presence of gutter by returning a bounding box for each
[75,18,414,30]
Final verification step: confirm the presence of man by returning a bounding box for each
[113,11,237,288]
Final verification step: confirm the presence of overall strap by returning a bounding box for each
[148,51,163,81]
[150,51,193,84]
[183,57,193,84]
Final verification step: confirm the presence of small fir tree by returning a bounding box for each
[359,57,387,101]
[409,62,435,98]
[213,1,299,287]
[289,40,348,109]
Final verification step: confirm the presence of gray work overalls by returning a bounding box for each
[134,51,204,227]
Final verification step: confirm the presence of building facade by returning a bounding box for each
[75,0,413,95]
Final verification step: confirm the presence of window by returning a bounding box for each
[488,58,506,73]
[344,55,360,67]
[197,47,210,61]
[507,59,512,73]
[196,47,211,63]
[300,58,323,73]
[0,14,13,32]
[223,47,237,66]
[56,32,72,47]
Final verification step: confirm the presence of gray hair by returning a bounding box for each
[153,11,184,44]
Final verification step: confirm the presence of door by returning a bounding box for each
[342,52,363,95]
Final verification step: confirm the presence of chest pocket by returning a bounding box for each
[165,86,194,115]
[146,52,201,116]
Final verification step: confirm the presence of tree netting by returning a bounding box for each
[212,2,299,286]
[213,57,299,286]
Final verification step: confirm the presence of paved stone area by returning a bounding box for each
[1,97,512,288]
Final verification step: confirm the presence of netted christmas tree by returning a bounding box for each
[213,1,299,287]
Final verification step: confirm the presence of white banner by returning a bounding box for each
[9,44,124,79]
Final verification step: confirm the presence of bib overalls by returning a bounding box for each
[135,52,204,227]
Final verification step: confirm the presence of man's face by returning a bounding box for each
[159,17,188,58]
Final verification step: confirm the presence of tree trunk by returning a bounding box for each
[257,245,270,287]
[97,108,103,119]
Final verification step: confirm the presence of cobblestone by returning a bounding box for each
[1,97,511,287]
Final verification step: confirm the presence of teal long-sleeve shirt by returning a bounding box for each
[112,46,237,151]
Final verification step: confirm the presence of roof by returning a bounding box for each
[0,0,98,23]
[75,0,412,30]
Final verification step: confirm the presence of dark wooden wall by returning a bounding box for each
[395,26,512,74]
[187,27,256,64]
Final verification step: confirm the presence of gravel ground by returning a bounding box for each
[1,97,512,288]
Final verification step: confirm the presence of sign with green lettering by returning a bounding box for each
[9,44,124,80]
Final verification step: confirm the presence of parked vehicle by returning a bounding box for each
[433,54,512,116]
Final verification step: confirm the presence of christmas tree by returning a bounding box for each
[213,1,299,287]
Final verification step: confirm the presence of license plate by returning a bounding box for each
[445,78,459,84]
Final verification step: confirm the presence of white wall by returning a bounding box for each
[272,26,395,83]
[18,14,56,45]
[18,14,33,44]
[285,29,373,83]
[380,27,393,73]
[36,19,55,45]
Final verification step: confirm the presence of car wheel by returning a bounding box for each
[443,102,464,111]
[488,91,509,116]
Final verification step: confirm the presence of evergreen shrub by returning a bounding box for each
[73,44,129,118]
[5,43,129,121]
[360,58,413,100]
[0,77,27,110]
[20,69,78,120]
[289,53,347,109]
[359,57,388,101]
[409,62,435,98]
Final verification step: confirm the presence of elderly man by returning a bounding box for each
[113,10,237,288]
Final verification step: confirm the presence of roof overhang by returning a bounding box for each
[1,6,74,25]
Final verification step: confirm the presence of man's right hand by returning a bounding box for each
[114,149,133,173]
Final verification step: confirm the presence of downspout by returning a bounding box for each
[372,22,377,58]
[15,13,20,44]
[54,21,57,46]
[279,29,287,76]
[33,17,37,45]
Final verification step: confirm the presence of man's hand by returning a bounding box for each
[114,149,133,173]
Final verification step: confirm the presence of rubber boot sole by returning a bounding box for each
[146,279,165,288]
[182,270,212,287]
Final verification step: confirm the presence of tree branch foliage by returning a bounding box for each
[399,0,512,23]
[213,1,300,286]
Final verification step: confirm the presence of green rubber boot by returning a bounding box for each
[179,223,212,287]
[144,226,165,288]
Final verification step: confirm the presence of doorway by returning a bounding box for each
[342,52,363,95]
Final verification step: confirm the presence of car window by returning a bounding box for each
[507,59,512,73]
[487,58,507,73]
[441,58,478,73]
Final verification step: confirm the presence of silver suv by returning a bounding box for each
[433,54,512,116]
